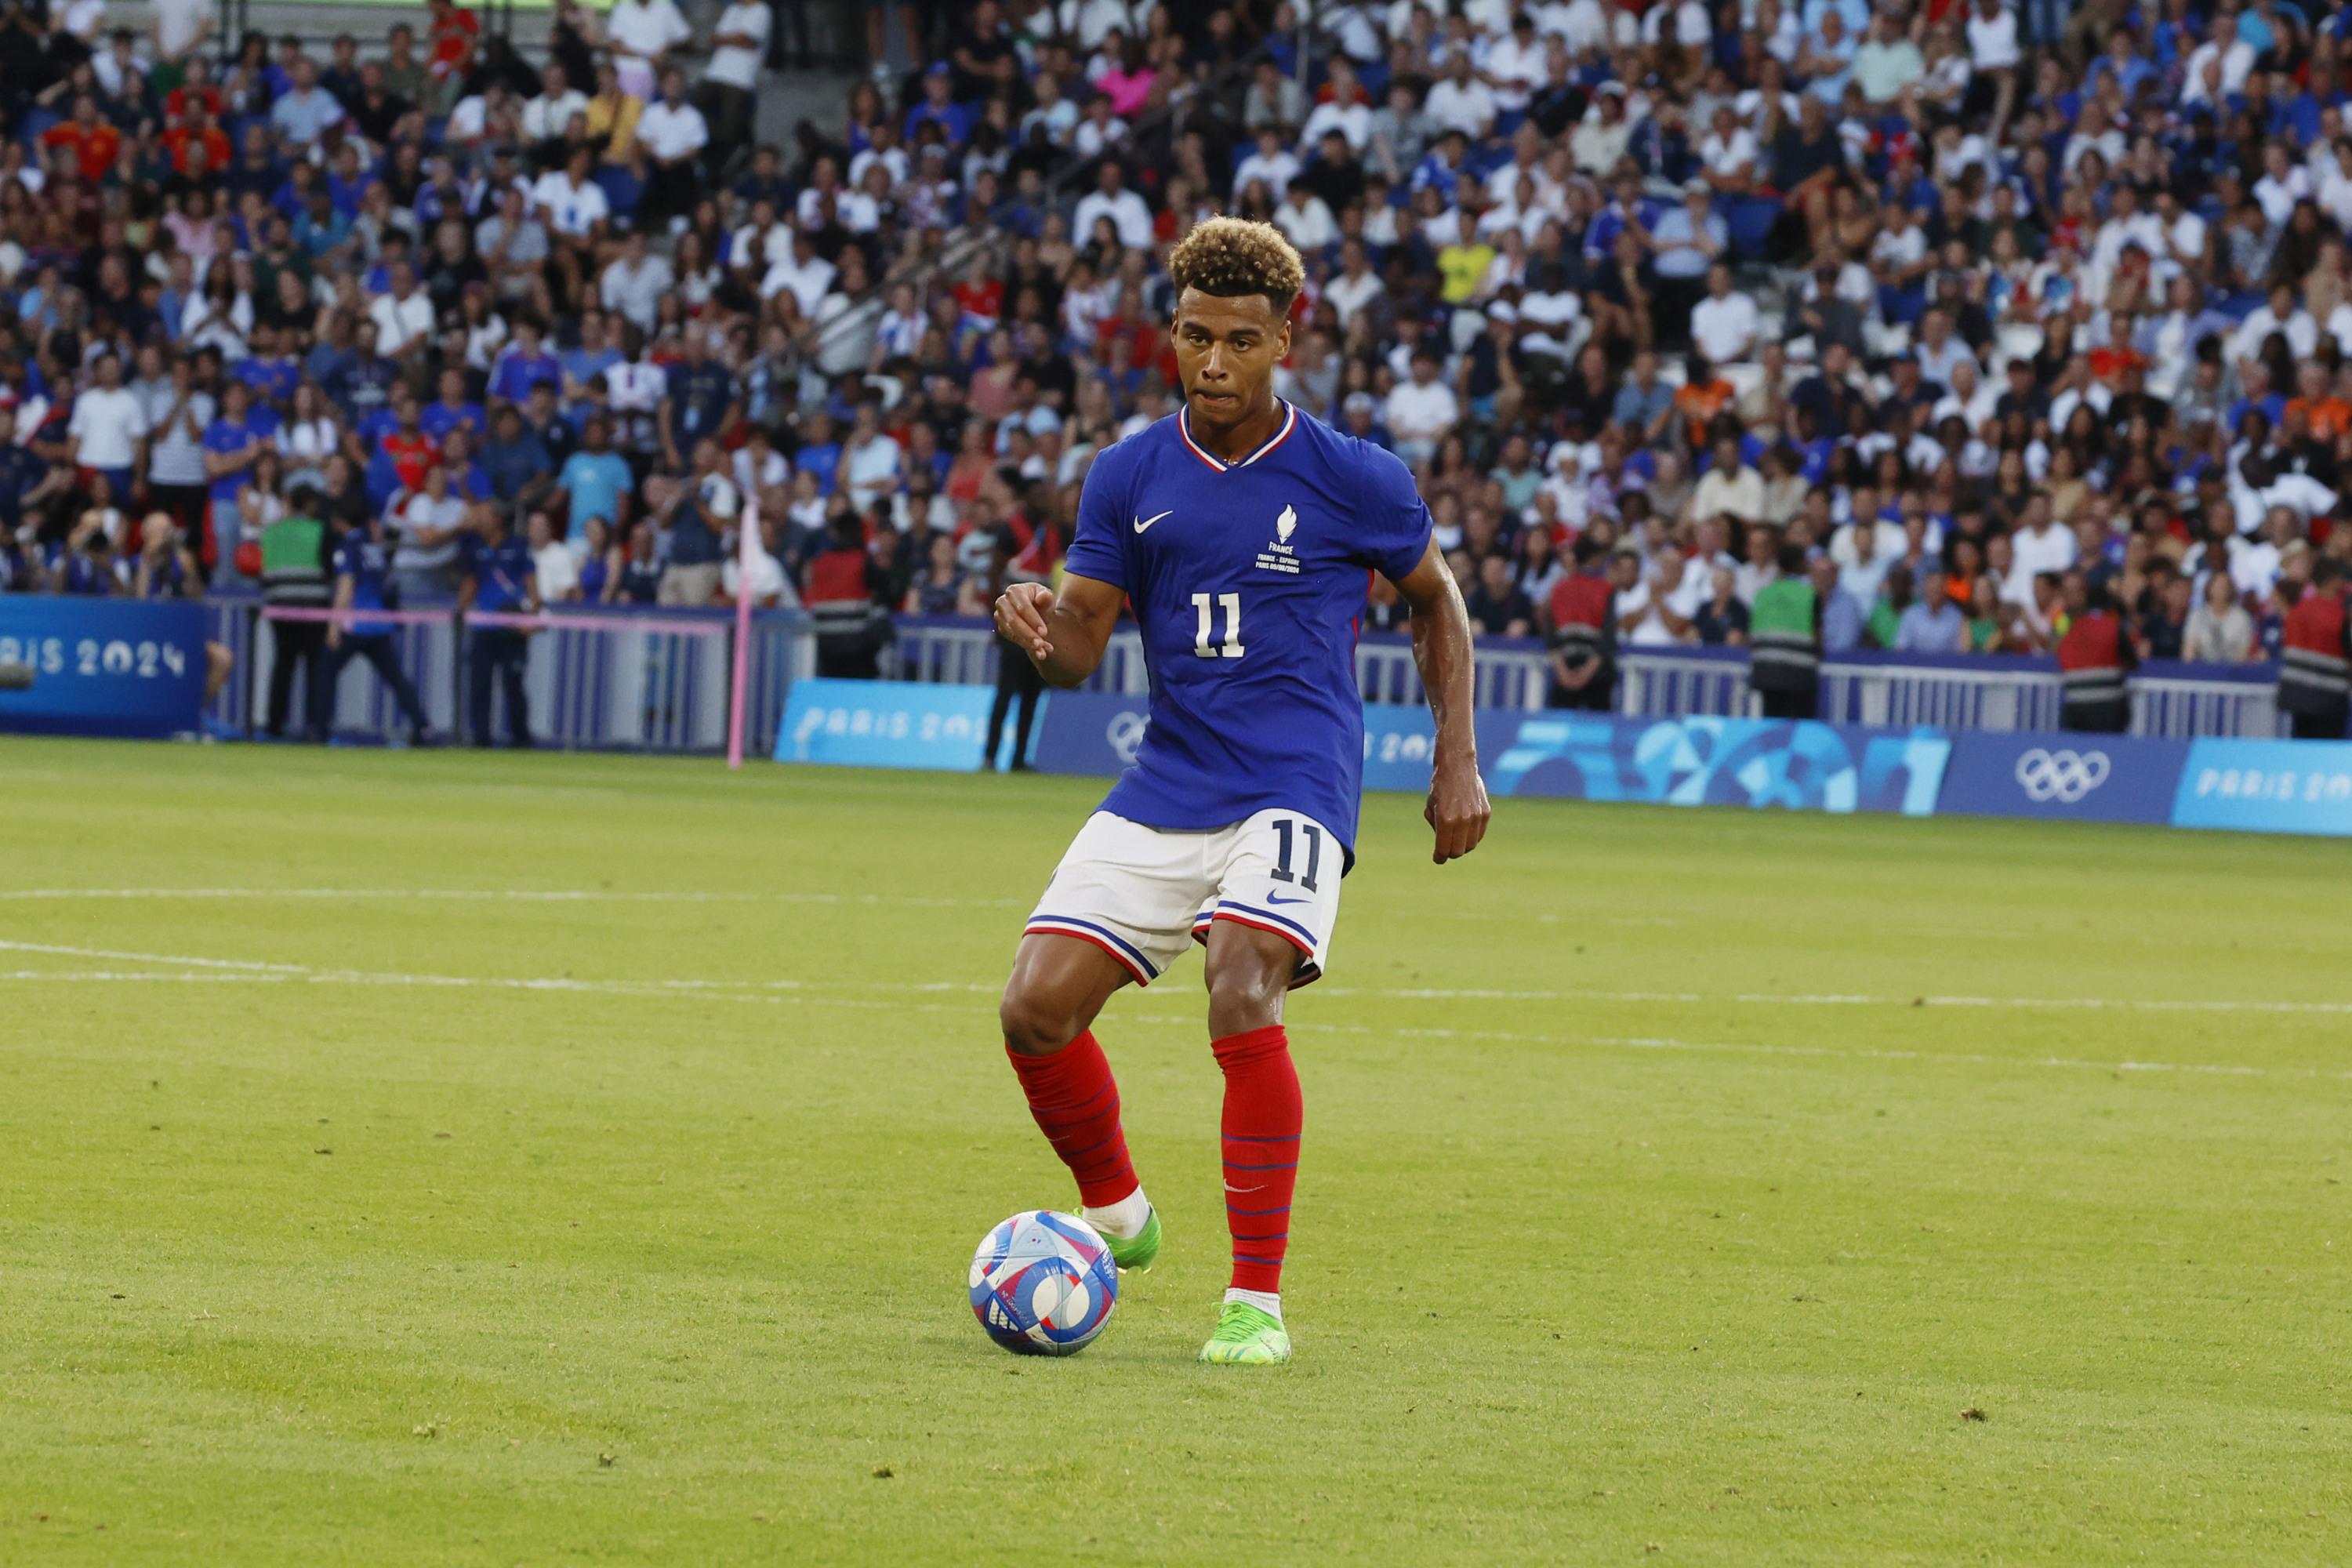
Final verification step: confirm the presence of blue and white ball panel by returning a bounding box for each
[1025,809,1343,987]
[968,1210,1120,1356]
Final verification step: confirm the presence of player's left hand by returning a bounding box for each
[1425,757,1490,865]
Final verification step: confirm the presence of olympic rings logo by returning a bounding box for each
[2015,747,2111,804]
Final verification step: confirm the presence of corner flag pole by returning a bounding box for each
[726,489,756,771]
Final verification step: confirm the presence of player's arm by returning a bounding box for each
[993,571,1122,689]
[1392,539,1492,864]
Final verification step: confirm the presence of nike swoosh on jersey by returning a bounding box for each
[1262,892,1313,906]
[1133,509,1174,533]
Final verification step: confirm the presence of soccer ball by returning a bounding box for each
[968,1210,1119,1356]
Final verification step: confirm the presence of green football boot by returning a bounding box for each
[1098,1205,1162,1273]
[1198,1301,1290,1365]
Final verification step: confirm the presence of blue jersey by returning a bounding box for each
[335,529,394,636]
[1062,401,1432,858]
[467,533,535,613]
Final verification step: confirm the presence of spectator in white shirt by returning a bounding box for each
[600,229,676,334]
[67,350,149,494]
[521,62,588,144]
[528,509,580,601]
[1273,187,1338,252]
[724,515,796,607]
[1485,15,1548,113]
[1690,431,1766,525]
[2003,494,2078,602]
[532,146,610,311]
[1384,350,1460,465]
[760,230,837,318]
[2234,282,2318,368]
[1299,60,1374,150]
[1425,53,1496,140]
[369,261,437,358]
[700,0,769,154]
[635,67,709,227]
[1232,128,1301,202]
[1689,263,1759,366]
[605,0,691,100]
[2180,27,2255,107]
[2251,140,2312,227]
[1071,163,1155,251]
[1326,238,1388,329]
[1698,103,1759,194]
[2230,506,2300,596]
[840,403,903,510]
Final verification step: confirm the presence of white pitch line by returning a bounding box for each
[5,966,2347,1083]
[4,931,2349,1018]
[0,969,289,983]
[0,938,310,974]
[1325,983,2352,1017]
[0,887,1024,909]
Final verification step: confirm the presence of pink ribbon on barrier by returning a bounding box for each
[258,605,730,637]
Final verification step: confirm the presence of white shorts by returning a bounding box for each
[1025,809,1345,989]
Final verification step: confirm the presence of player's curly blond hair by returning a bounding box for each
[1167,216,1304,316]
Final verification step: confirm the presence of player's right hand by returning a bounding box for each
[995,581,1056,662]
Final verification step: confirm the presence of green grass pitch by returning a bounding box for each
[2,736,2350,1564]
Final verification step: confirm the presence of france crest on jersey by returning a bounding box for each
[1060,401,1433,858]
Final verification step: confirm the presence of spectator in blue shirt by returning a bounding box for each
[1799,8,1860,104]
[292,187,352,260]
[435,428,496,503]
[793,410,841,495]
[1895,567,1967,652]
[1410,130,1469,201]
[554,416,633,539]
[480,404,554,509]
[234,326,301,409]
[1812,555,1866,652]
[419,368,486,444]
[461,507,538,749]
[203,380,275,579]
[1610,351,1675,442]
[2085,27,2158,100]
[902,63,975,146]
[654,441,733,604]
[560,311,623,423]
[488,318,562,407]
[325,320,400,428]
[659,333,739,470]
[1802,0,1870,38]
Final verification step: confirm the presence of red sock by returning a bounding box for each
[1212,1024,1301,1294]
[1006,1031,1137,1208]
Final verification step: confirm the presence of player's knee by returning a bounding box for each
[999,983,1082,1056]
[1204,963,1287,1040]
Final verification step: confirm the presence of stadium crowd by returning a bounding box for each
[2,0,2351,715]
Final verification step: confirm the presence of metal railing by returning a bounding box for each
[201,596,814,754]
[197,601,2296,754]
[888,619,2288,739]
[885,617,1552,708]
[1617,645,2287,740]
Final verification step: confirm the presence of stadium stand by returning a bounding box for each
[2,0,2350,730]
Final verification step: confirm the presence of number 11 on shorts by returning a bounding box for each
[1271,817,1322,892]
[1192,592,1243,659]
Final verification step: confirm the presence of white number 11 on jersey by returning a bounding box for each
[1191,592,1243,659]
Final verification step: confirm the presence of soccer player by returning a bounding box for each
[992,218,1490,1366]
